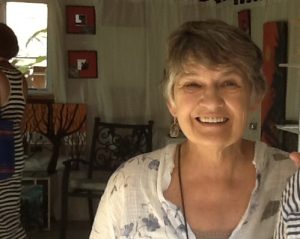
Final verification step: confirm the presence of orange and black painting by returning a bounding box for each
[261,21,288,147]
[238,9,251,36]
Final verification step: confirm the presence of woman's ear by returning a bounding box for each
[167,100,177,117]
[249,96,262,112]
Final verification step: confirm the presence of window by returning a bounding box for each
[5,1,48,92]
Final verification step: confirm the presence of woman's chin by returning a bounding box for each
[187,134,240,149]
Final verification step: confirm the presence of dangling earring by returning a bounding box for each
[169,117,180,138]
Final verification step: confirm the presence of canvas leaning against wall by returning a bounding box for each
[238,9,251,36]
[261,21,288,148]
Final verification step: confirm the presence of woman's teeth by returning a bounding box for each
[198,117,228,123]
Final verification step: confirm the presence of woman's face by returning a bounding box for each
[168,63,258,148]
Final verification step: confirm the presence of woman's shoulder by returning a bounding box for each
[0,68,9,84]
[255,141,293,165]
[255,141,296,180]
[104,144,176,191]
[100,144,177,203]
[0,69,10,106]
[112,144,177,176]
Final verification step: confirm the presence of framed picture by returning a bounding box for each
[261,21,288,149]
[66,5,96,34]
[68,50,98,78]
[238,9,251,36]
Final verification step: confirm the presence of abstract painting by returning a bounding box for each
[261,21,288,148]
[238,9,251,36]
[68,50,98,78]
[66,6,96,34]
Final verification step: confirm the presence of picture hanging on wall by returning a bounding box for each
[261,21,288,148]
[238,9,251,36]
[66,5,96,34]
[68,50,98,78]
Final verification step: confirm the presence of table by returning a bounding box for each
[22,171,51,230]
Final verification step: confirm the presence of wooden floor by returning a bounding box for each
[27,220,91,239]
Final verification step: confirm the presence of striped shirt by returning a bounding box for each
[0,65,26,174]
[0,64,27,239]
[274,170,300,238]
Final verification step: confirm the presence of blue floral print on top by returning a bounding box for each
[90,142,295,239]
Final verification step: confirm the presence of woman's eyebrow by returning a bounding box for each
[220,69,241,77]
[180,70,199,77]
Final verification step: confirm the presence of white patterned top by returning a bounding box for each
[90,141,295,239]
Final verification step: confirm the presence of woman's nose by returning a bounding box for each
[199,87,224,110]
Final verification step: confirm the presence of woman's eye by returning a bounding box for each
[183,82,202,89]
[221,81,239,88]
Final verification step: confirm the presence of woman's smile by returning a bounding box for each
[196,116,229,124]
[168,64,254,147]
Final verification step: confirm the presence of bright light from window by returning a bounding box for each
[7,2,47,59]
[6,2,48,90]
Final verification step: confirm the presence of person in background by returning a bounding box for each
[0,22,27,239]
[89,19,299,239]
[274,152,300,238]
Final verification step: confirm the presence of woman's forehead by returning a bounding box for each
[179,62,245,78]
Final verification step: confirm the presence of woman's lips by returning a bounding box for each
[196,116,229,124]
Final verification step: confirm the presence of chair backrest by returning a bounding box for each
[88,117,153,176]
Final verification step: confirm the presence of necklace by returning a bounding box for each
[178,144,189,239]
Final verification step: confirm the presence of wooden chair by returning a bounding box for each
[59,117,153,239]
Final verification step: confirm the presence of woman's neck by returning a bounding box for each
[184,140,245,161]
[179,139,254,180]
[0,57,8,62]
[0,58,12,68]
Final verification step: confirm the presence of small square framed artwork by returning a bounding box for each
[238,9,251,36]
[68,50,98,78]
[66,5,96,34]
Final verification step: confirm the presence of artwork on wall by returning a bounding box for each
[234,0,260,4]
[238,9,251,36]
[261,21,288,148]
[66,5,96,34]
[68,50,98,78]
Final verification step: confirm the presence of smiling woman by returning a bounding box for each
[171,66,254,149]
[89,20,296,239]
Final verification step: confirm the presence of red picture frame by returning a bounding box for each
[261,21,288,148]
[238,9,251,36]
[66,5,95,34]
[68,51,98,78]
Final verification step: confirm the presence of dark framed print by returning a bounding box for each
[238,9,251,36]
[68,50,98,78]
[66,5,96,34]
[261,21,288,148]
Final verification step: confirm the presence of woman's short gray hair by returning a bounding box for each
[162,19,266,103]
